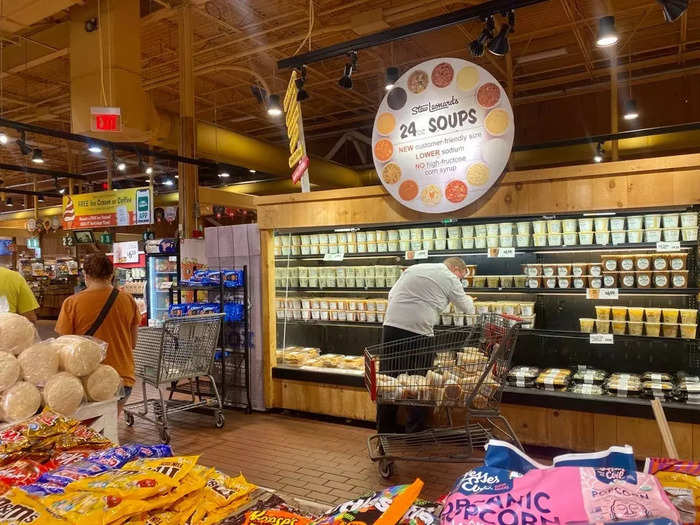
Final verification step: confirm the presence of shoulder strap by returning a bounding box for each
[85,288,120,336]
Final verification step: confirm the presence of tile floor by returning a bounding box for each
[119,403,479,507]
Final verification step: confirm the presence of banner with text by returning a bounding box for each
[62,187,152,229]
[371,58,514,213]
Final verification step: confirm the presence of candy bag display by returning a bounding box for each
[0,459,47,487]
[64,467,180,499]
[244,510,311,525]
[39,459,110,488]
[122,456,199,486]
[46,424,111,450]
[219,494,311,525]
[0,487,62,525]
[645,458,700,524]
[42,490,147,525]
[200,471,256,512]
[313,479,425,525]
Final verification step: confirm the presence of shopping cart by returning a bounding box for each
[365,313,522,478]
[123,314,225,443]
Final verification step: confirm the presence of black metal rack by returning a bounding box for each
[169,266,251,413]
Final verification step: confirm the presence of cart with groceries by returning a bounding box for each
[364,312,523,477]
[123,313,225,443]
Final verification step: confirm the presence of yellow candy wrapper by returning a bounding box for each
[125,510,181,525]
[42,491,147,525]
[202,471,256,512]
[0,488,64,525]
[141,466,211,513]
[168,489,205,525]
[65,468,178,499]
[201,495,252,525]
[124,457,199,486]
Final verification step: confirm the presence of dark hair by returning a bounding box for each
[83,253,114,280]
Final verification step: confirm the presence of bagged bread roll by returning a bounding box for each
[0,313,37,355]
[55,335,105,377]
[18,340,60,386]
[43,372,85,416]
[0,352,20,392]
[0,381,41,422]
[83,365,121,401]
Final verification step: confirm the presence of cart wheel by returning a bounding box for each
[124,413,134,427]
[159,428,171,444]
[378,459,394,479]
[215,412,225,428]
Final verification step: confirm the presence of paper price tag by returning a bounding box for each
[487,247,515,258]
[590,333,614,344]
[656,241,681,252]
[405,250,429,260]
[323,252,344,262]
[586,288,619,300]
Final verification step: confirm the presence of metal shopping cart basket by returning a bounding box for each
[123,314,225,443]
[364,313,523,478]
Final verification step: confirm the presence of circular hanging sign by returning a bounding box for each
[372,58,514,214]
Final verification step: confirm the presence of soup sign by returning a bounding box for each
[372,58,514,214]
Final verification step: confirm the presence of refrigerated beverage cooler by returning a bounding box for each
[145,239,179,325]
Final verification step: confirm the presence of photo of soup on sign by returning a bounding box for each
[371,58,514,213]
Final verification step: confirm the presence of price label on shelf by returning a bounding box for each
[323,252,344,262]
[586,288,619,300]
[589,333,614,344]
[405,250,429,260]
[487,247,515,258]
[656,241,681,252]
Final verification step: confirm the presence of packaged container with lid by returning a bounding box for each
[535,368,571,391]
[500,235,514,248]
[653,271,670,288]
[421,239,434,251]
[578,218,594,231]
[573,276,588,289]
[682,227,698,241]
[644,229,662,243]
[645,214,662,229]
[627,215,643,230]
[475,224,488,236]
[523,263,542,276]
[460,225,474,237]
[628,321,644,335]
[579,318,594,333]
[434,238,447,250]
[662,307,679,322]
[668,253,687,270]
[605,373,642,397]
[611,231,626,245]
[557,264,572,276]
[398,229,411,240]
[663,228,680,242]
[514,275,527,287]
[681,212,698,227]
[486,236,499,248]
[611,321,626,335]
[571,383,604,396]
[388,240,400,251]
[589,276,603,289]
[544,276,558,289]
[646,322,661,336]
[527,276,542,289]
[595,319,611,333]
[519,302,535,316]
[573,368,607,384]
[662,213,680,228]
[420,227,433,239]
[546,219,562,233]
[645,307,662,323]
[611,306,627,321]
[486,276,500,288]
[595,305,611,320]
[446,226,460,239]
[558,276,571,289]
[680,309,698,324]
[627,230,643,243]
[620,272,635,289]
[541,263,556,277]
[594,217,609,231]
[500,275,514,288]
[498,222,514,235]
[595,231,610,245]
[562,218,578,233]
[516,234,530,247]
[571,262,588,276]
[547,233,562,246]
[562,232,577,246]
[579,231,594,245]
[507,366,540,388]
[462,237,475,249]
[603,272,618,288]
[601,254,618,271]
[532,233,546,247]
[475,236,486,249]
[610,217,626,231]
[681,324,697,339]
[617,255,635,272]
[473,275,486,287]
[435,227,447,238]
[672,270,689,288]
[530,220,545,234]
[627,307,644,322]
[589,263,603,276]
[662,323,678,337]
[635,254,652,271]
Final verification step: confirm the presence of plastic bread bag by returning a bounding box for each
[0,354,20,393]
[54,335,108,377]
[82,365,121,402]
[312,479,425,525]
[17,340,60,387]
[43,373,85,417]
[440,465,680,525]
[0,313,38,356]
[0,382,41,423]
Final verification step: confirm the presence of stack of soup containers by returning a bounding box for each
[580,305,697,339]
[275,296,389,324]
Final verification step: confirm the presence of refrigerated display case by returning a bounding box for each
[146,252,179,325]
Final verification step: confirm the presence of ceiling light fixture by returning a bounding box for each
[594,142,605,163]
[88,143,102,153]
[296,65,309,102]
[16,131,31,156]
[37,194,45,203]
[623,99,639,120]
[31,149,44,164]
[267,94,283,116]
[5,197,13,207]
[219,171,230,178]
[596,16,618,47]
[117,161,126,172]
[657,0,688,22]
[487,11,514,56]
[0,133,7,145]
[145,166,153,175]
[385,66,399,90]
[163,178,174,186]
[338,51,357,90]
[249,169,256,173]
[58,188,65,194]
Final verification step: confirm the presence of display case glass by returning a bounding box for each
[146,254,178,325]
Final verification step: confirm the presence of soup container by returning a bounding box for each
[557,264,572,276]
[367,242,378,253]
[533,233,547,247]
[516,234,530,247]
[603,272,618,288]
[627,216,644,229]
[617,255,634,272]
[422,228,434,239]
[527,277,542,289]
[388,240,400,251]
[572,263,588,277]
[682,228,698,241]
[573,276,588,289]
[578,218,594,231]
[461,225,474,237]
[635,254,652,271]
[499,223,514,235]
[547,220,562,233]
[610,217,626,231]
[435,227,447,238]
[563,232,578,246]
[410,240,422,251]
[628,307,645,322]
[473,276,487,287]
[541,263,556,277]
[580,318,595,333]
[516,222,531,235]
[644,229,662,243]
[653,271,670,288]
[447,238,460,250]
[475,224,488,236]
[447,227,460,238]
[681,212,698,227]
[620,272,636,289]
[487,236,500,248]
[589,276,603,289]
[612,321,626,335]
[681,309,698,324]
[601,255,619,272]
[595,231,610,245]
[681,324,698,340]
[612,306,628,321]
[562,219,578,233]
[579,231,594,245]
[399,229,411,240]
[611,231,626,245]
[399,240,410,251]
[594,217,610,231]
[387,230,400,241]
[668,253,688,272]
[662,308,679,323]
[500,235,514,248]
[475,236,487,249]
[487,276,500,288]
[628,321,644,336]
[523,264,542,276]
[645,308,662,323]
[434,238,447,250]
[595,305,611,320]
[644,214,662,229]
[646,322,661,337]
[500,275,515,288]
[662,323,678,338]
[663,228,680,242]
[532,221,547,234]
[544,276,558,289]
[548,233,562,246]
[520,302,535,316]
[558,277,571,289]
[596,320,611,334]
[501,302,517,315]
[672,270,689,288]
[589,263,603,277]
[663,213,680,228]
[627,230,643,243]
[462,237,475,249]
[486,223,500,235]
[514,275,528,287]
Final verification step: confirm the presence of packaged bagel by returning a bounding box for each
[535,369,571,391]
[605,373,642,397]
[572,368,607,385]
[569,383,604,396]
[643,371,674,382]
[506,366,539,388]
[643,381,674,399]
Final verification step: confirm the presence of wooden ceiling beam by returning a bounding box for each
[559,0,594,79]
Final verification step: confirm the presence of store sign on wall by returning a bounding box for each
[113,241,140,264]
[62,187,152,230]
[372,58,514,214]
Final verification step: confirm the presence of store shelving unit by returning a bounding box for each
[169,266,251,413]
[274,206,700,422]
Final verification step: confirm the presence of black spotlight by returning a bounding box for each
[623,99,639,120]
[594,142,605,163]
[267,94,282,117]
[338,63,353,89]
[657,0,688,22]
[596,15,618,47]
[16,131,31,156]
[295,78,309,102]
[488,23,511,56]
[5,197,13,207]
[469,16,495,57]
[37,194,45,203]
[385,67,399,90]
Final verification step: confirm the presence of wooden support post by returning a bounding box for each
[107,150,114,191]
[33,174,38,219]
[506,53,515,170]
[178,1,198,238]
[610,64,619,161]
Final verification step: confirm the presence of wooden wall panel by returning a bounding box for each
[549,409,595,451]
[500,404,551,446]
[593,414,618,451]
[669,422,693,460]
[277,380,375,421]
[616,416,663,458]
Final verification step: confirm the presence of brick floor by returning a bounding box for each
[119,402,481,506]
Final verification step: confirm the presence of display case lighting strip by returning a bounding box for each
[582,212,617,217]
[333,227,360,232]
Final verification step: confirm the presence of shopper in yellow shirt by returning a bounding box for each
[0,266,39,322]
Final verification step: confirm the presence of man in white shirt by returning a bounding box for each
[378,257,475,434]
